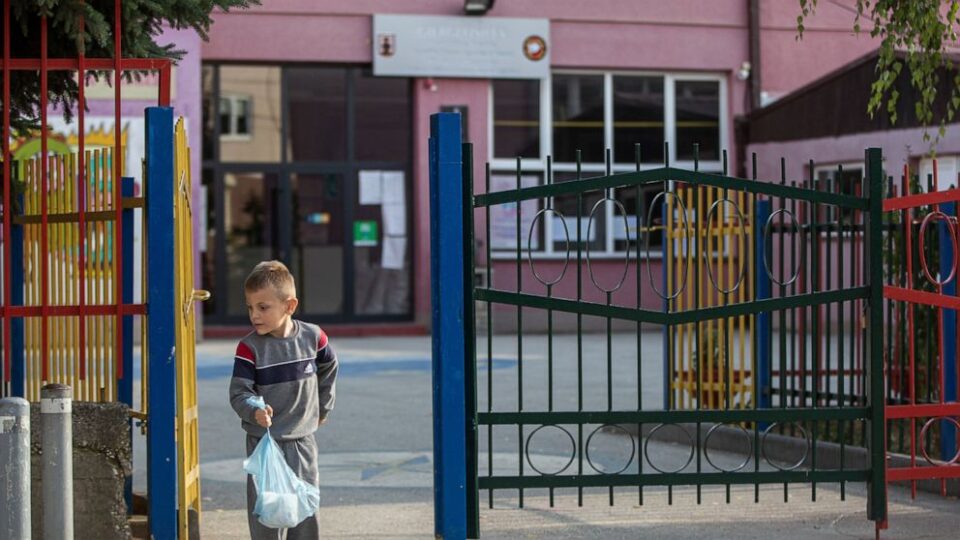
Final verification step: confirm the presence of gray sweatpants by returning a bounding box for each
[245,434,321,540]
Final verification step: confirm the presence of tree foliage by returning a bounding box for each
[798,1,960,143]
[0,0,257,135]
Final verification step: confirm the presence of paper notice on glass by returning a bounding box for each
[381,171,405,205]
[382,203,406,236]
[359,170,383,205]
[490,174,539,250]
[381,236,407,270]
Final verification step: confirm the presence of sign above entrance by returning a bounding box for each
[372,15,549,79]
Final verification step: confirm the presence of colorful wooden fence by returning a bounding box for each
[666,183,755,410]
[14,148,140,403]
[174,117,204,539]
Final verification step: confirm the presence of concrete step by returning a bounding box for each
[128,514,148,539]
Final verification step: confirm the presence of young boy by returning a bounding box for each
[229,260,339,539]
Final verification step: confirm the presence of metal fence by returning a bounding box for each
[428,112,889,538]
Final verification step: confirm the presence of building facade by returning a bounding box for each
[197,0,883,331]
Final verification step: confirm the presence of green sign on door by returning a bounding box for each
[354,220,379,247]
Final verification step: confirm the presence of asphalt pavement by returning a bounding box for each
[127,332,959,539]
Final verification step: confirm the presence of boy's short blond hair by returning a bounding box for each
[244,260,297,300]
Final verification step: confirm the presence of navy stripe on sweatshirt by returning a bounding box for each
[256,357,317,385]
[232,342,256,380]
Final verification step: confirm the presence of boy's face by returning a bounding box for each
[245,286,298,337]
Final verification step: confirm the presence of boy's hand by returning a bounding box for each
[318,417,328,427]
[255,404,274,428]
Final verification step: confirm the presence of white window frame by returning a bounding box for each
[813,161,867,230]
[488,70,728,259]
[220,94,253,141]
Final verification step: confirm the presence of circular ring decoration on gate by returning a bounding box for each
[704,198,747,295]
[644,191,691,300]
[644,423,696,474]
[585,424,636,475]
[761,422,809,471]
[704,423,753,473]
[586,197,631,293]
[524,424,577,476]
[762,209,806,287]
[918,416,960,466]
[528,208,571,286]
[918,211,959,286]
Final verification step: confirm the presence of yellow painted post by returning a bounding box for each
[685,186,694,406]
[665,186,674,406]
[674,188,686,409]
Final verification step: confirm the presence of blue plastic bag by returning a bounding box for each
[242,396,321,529]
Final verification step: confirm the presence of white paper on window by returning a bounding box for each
[489,174,539,250]
[359,170,383,205]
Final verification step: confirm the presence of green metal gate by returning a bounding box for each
[463,146,887,536]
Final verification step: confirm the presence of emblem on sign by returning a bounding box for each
[523,35,547,61]
[377,33,396,57]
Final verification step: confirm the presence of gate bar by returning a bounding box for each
[78,9,88,385]
[40,15,49,381]
[865,147,887,522]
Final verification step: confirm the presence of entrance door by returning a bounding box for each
[220,170,282,318]
[290,173,346,316]
[203,65,413,324]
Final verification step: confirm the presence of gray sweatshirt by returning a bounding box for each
[229,320,339,441]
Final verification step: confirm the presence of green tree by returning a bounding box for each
[1,0,257,135]
[798,0,960,143]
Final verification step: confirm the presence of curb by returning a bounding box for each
[620,423,960,497]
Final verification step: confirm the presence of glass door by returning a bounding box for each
[220,171,282,318]
[290,173,345,316]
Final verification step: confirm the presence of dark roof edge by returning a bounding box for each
[746,48,881,122]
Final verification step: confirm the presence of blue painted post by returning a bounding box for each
[429,112,468,540]
[145,107,177,540]
[939,201,957,461]
[119,177,134,408]
[755,200,772,411]
[119,177,135,513]
[10,194,23,398]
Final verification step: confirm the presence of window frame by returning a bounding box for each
[488,70,729,259]
[219,93,254,141]
[813,161,866,225]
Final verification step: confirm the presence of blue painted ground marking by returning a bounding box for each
[157,357,518,380]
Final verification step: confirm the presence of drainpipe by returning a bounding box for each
[737,0,763,176]
[748,0,762,110]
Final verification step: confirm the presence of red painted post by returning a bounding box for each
[902,164,918,498]
[77,9,87,381]
[40,15,49,381]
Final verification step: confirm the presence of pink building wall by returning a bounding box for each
[748,126,960,187]
[202,1,888,329]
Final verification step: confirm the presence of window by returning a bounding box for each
[675,80,720,161]
[354,69,411,162]
[218,65,282,162]
[220,95,252,138]
[492,79,540,159]
[489,72,726,257]
[613,76,664,164]
[202,66,215,160]
[552,74,604,163]
[286,67,347,161]
[815,163,863,222]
